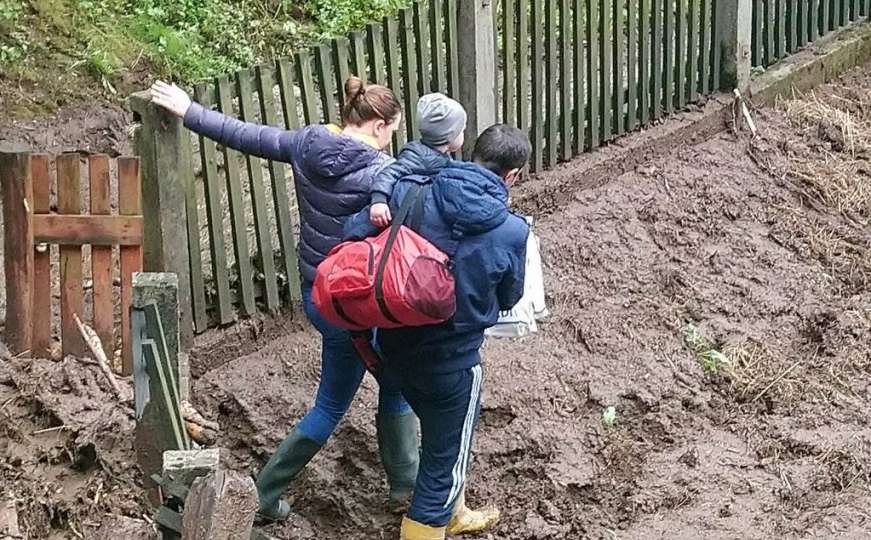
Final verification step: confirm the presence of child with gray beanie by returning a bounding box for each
[369,93,467,227]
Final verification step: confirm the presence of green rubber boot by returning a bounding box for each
[377,411,421,514]
[255,428,322,522]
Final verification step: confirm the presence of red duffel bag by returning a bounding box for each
[313,183,456,331]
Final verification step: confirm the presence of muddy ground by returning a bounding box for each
[1,64,870,539]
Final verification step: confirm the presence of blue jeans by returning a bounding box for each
[296,286,411,445]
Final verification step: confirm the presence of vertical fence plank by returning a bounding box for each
[652,0,663,118]
[384,16,407,148]
[753,0,763,65]
[628,0,638,131]
[401,7,420,141]
[504,0,517,126]
[676,0,687,107]
[180,131,208,334]
[446,0,460,100]
[332,38,352,100]
[587,0,601,147]
[118,157,142,376]
[613,0,625,135]
[573,0,586,154]
[277,59,302,130]
[833,0,841,28]
[532,0,545,171]
[414,0,430,97]
[257,66,301,305]
[688,0,699,101]
[789,0,798,51]
[56,153,86,357]
[799,0,808,46]
[316,45,339,125]
[216,76,256,316]
[31,154,51,358]
[640,0,651,124]
[431,0,447,92]
[89,155,114,357]
[852,0,859,20]
[517,0,530,133]
[664,0,674,113]
[367,24,387,85]
[701,0,712,92]
[193,84,234,325]
[775,0,785,57]
[712,0,721,89]
[296,51,320,126]
[0,148,33,355]
[560,0,572,161]
[822,0,830,34]
[351,31,368,81]
[236,69,279,313]
[810,0,819,41]
[600,0,612,141]
[546,0,559,167]
[765,0,775,64]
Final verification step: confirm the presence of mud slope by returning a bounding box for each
[192,67,871,540]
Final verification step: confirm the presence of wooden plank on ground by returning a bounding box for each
[257,65,300,305]
[88,155,114,358]
[31,154,51,358]
[315,45,340,125]
[531,0,545,171]
[573,0,586,154]
[431,0,447,92]
[400,7,420,140]
[118,157,143,375]
[33,215,142,245]
[545,0,558,167]
[57,153,86,358]
[236,69,280,313]
[193,84,233,326]
[587,0,600,148]
[216,76,256,317]
[560,0,572,160]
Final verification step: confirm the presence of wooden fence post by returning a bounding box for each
[717,0,753,92]
[0,145,33,355]
[458,0,497,158]
[128,92,195,350]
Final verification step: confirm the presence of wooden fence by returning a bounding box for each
[0,150,142,374]
[130,0,870,337]
[752,0,870,67]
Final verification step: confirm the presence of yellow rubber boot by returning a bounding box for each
[400,516,446,540]
[446,491,500,536]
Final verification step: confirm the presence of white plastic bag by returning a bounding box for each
[485,219,548,338]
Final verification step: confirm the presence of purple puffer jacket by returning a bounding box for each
[184,102,393,285]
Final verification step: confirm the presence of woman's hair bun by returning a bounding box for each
[344,76,365,103]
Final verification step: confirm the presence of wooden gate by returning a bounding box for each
[0,148,143,375]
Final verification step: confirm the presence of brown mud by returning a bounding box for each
[1,65,870,539]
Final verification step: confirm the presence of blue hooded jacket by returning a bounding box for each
[345,161,529,373]
[370,141,453,204]
[184,102,393,285]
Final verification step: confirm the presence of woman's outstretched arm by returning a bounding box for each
[150,80,299,163]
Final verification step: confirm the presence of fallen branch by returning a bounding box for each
[734,89,758,138]
[751,361,801,403]
[74,314,122,399]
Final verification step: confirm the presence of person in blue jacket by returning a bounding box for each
[345,124,531,539]
[149,78,420,521]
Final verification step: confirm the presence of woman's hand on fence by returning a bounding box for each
[149,81,192,118]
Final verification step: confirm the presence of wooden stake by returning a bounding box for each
[74,314,122,399]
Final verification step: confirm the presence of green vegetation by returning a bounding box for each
[1,0,410,90]
[684,323,732,374]
[601,406,618,428]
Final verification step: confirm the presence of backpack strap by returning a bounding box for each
[373,183,427,325]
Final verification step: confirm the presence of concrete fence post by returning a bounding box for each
[128,92,194,350]
[717,0,753,92]
[458,0,497,158]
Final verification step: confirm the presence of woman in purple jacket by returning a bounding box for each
[150,78,418,521]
